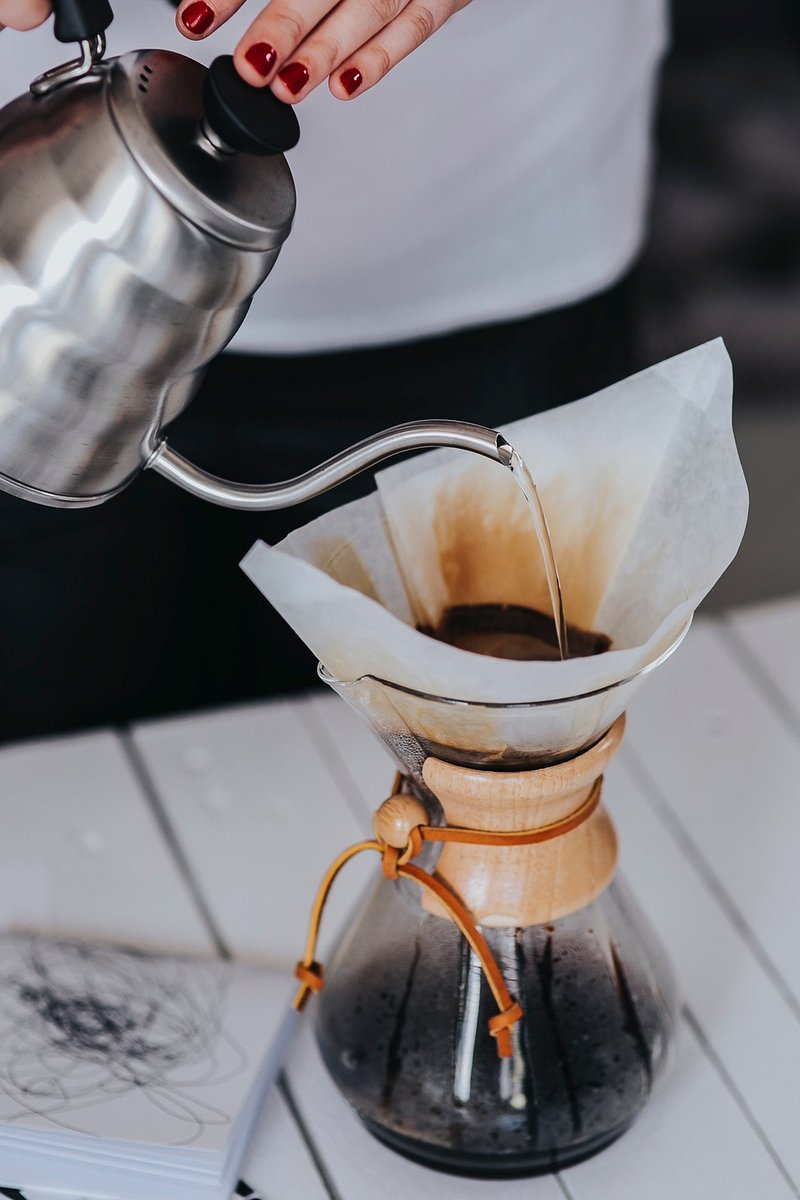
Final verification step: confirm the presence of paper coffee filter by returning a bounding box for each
[241,340,748,709]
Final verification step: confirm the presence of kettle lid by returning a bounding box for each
[109,51,298,251]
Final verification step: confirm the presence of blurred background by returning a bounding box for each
[634,0,800,607]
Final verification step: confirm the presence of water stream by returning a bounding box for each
[508,447,570,660]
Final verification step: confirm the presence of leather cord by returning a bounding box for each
[293,775,602,1058]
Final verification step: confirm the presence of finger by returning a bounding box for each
[330,0,466,99]
[176,0,247,40]
[232,0,340,88]
[259,0,407,102]
[0,0,51,31]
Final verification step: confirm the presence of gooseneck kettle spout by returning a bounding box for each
[148,423,513,510]
[0,0,511,512]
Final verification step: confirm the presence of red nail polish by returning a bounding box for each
[340,67,363,96]
[245,42,278,77]
[278,61,310,96]
[181,1,214,34]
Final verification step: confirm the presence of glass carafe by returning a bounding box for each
[317,874,674,1175]
[306,632,687,1177]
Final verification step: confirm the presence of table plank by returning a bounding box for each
[621,619,800,1003]
[0,731,209,952]
[240,1088,330,1200]
[604,758,800,1189]
[725,597,800,729]
[131,698,373,967]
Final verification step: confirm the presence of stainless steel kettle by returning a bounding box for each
[0,0,510,512]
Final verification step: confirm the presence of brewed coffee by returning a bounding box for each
[316,877,674,1177]
[420,603,611,662]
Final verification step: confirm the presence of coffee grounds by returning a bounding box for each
[419,603,611,661]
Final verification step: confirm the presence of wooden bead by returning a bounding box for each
[373,793,428,849]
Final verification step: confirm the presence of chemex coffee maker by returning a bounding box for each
[0,0,511,511]
[290,647,685,1177]
[239,326,751,1176]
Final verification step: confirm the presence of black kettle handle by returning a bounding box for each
[52,0,113,43]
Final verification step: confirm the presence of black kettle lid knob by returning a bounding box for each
[203,55,300,156]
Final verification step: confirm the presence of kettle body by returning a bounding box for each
[0,49,295,507]
[0,28,511,512]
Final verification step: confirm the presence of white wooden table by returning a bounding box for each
[2,596,799,1200]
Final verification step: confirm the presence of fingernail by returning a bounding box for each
[181,1,214,34]
[245,42,278,77]
[340,67,363,96]
[278,61,310,96]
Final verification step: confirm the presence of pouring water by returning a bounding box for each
[507,446,570,661]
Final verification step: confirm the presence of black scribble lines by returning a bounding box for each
[0,934,249,1146]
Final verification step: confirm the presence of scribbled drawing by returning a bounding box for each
[0,934,249,1146]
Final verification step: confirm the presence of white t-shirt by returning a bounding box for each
[1,0,667,353]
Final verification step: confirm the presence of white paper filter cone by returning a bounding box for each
[241,340,748,760]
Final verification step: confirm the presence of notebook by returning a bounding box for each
[0,933,295,1200]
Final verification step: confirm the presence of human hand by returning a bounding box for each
[0,0,51,31]
[176,0,472,102]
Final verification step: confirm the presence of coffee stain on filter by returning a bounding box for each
[431,457,651,634]
[312,537,379,603]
